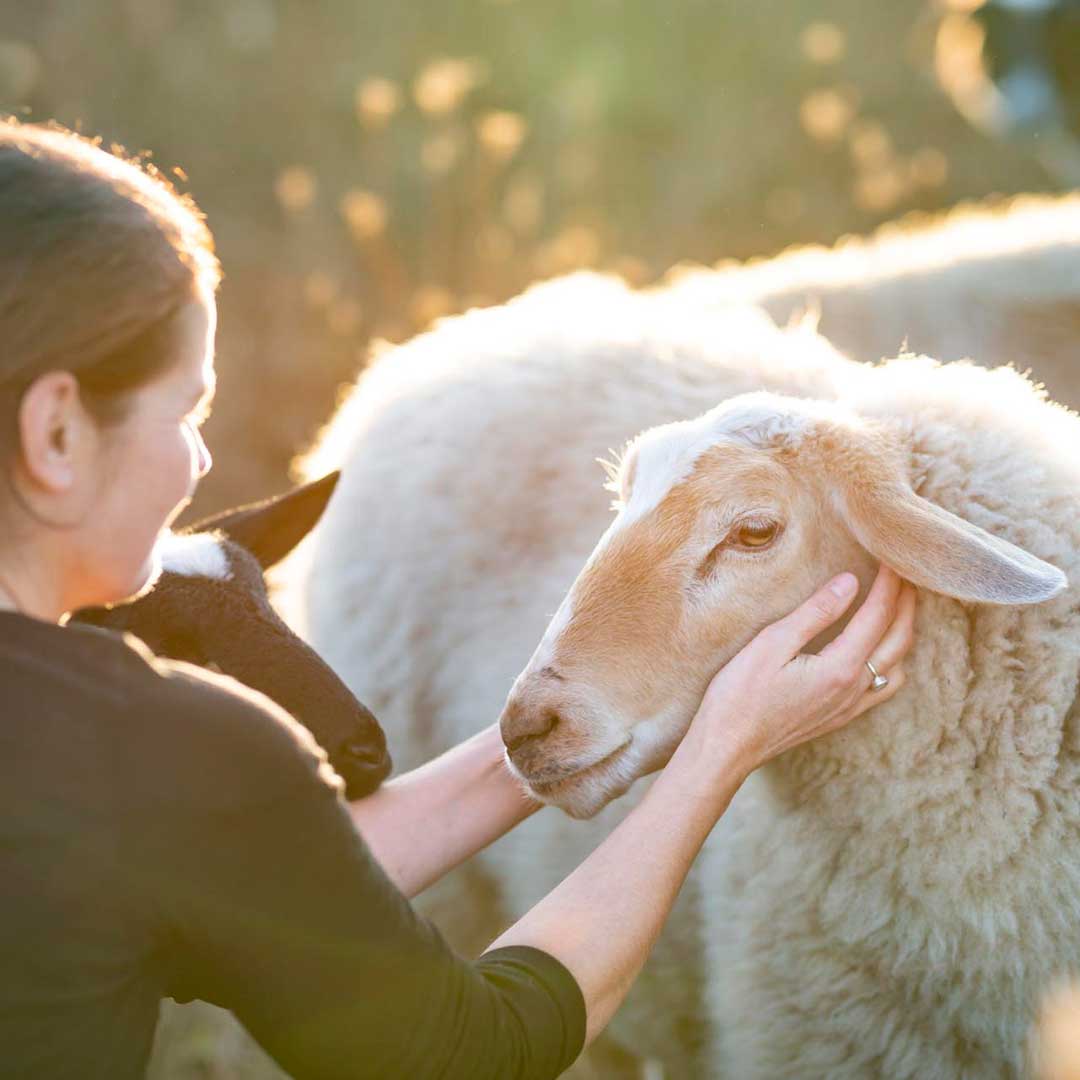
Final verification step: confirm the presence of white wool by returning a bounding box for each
[665,192,1080,312]
[280,194,1080,1078]
[619,394,823,526]
[157,531,230,580]
[662,192,1080,412]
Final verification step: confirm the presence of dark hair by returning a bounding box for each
[0,119,221,460]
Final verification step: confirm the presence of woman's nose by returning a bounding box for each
[194,431,213,478]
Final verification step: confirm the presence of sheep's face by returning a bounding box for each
[72,472,393,798]
[500,395,870,817]
[500,390,1065,818]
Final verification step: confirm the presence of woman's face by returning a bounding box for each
[76,291,217,607]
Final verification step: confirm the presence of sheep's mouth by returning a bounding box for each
[337,745,393,797]
[525,741,631,798]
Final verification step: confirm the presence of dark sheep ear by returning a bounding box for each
[184,472,341,570]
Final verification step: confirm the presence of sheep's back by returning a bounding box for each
[665,192,1080,410]
[291,271,1080,1075]
[291,276,854,1074]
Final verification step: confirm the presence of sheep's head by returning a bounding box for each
[500,391,1067,818]
[73,472,392,798]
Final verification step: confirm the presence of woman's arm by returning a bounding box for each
[160,566,911,1079]
[488,566,916,1044]
[158,673,582,1080]
[347,723,541,898]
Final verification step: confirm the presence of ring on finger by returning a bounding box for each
[865,659,889,692]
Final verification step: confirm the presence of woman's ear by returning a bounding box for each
[16,371,90,494]
[829,425,1067,605]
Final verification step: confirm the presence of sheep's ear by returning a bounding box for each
[834,462,1066,606]
[185,471,341,570]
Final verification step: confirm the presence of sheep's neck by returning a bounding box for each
[760,592,1079,888]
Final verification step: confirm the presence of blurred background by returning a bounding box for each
[1,0,1077,522]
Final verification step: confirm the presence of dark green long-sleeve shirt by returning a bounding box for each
[0,610,585,1079]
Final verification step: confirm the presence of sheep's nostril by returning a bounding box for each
[345,741,387,765]
[338,748,393,799]
[503,710,559,754]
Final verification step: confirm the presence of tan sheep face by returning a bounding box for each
[501,388,1066,818]
[499,395,877,819]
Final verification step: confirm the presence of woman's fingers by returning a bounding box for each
[839,583,917,723]
[697,567,917,769]
[867,582,917,674]
[849,664,907,720]
[820,564,902,667]
[763,571,860,659]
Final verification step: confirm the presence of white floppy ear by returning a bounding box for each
[830,432,1067,606]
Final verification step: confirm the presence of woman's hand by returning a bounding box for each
[688,565,916,775]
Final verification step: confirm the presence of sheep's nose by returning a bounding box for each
[335,740,393,798]
[345,740,387,766]
[500,702,560,753]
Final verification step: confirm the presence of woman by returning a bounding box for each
[0,120,916,1079]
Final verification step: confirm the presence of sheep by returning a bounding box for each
[289,245,1080,1078]
[665,192,1080,410]
[74,474,393,1080]
[292,279,798,1077]
[74,471,391,800]
[500,379,1079,1079]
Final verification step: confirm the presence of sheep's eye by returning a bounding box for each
[732,520,780,550]
[696,519,782,579]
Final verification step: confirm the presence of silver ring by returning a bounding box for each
[865,659,889,692]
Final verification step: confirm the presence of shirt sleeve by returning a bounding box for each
[138,670,586,1080]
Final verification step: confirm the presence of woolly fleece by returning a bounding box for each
[290,264,1080,1077]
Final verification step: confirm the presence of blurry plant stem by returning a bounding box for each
[357,131,410,332]
[463,151,505,298]
[426,119,460,290]
[364,128,394,204]
[357,231,411,338]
